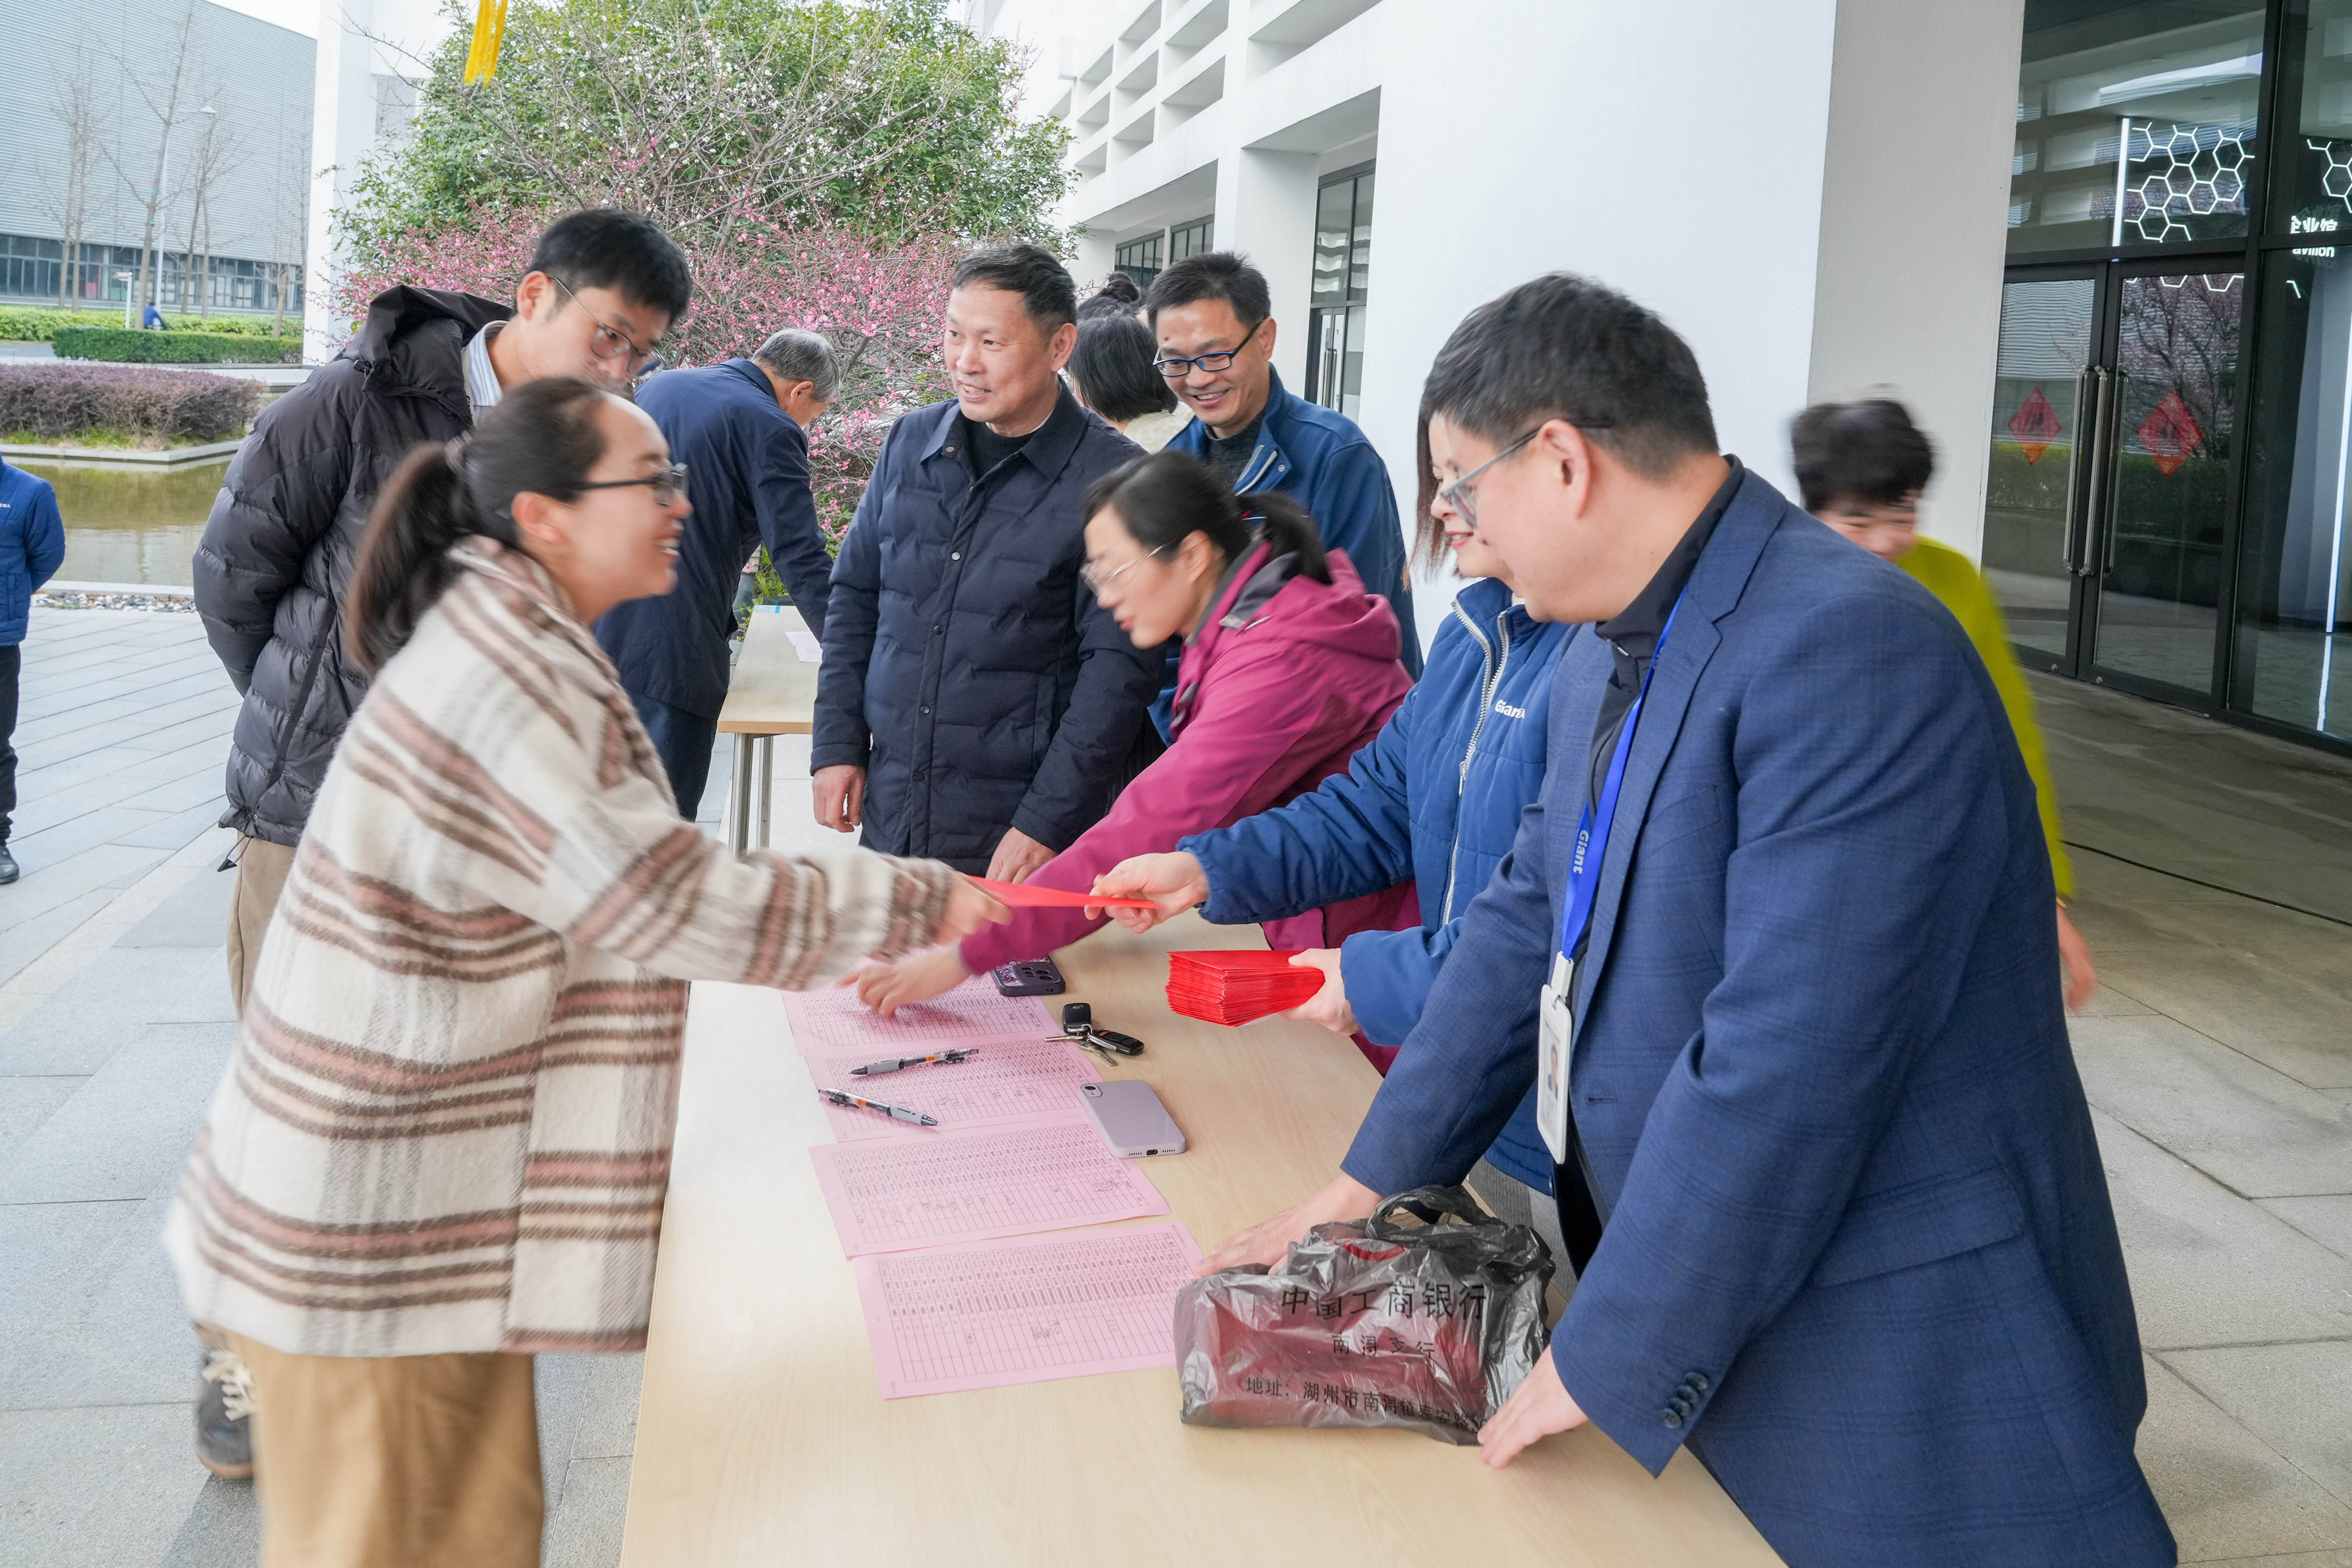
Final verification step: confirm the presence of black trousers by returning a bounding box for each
[628,688,719,822]
[0,642,18,844]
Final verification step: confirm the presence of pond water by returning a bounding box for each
[21,459,228,587]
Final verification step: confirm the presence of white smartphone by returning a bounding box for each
[1078,1080,1186,1157]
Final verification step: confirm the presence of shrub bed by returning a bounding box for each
[52,326,300,364]
[0,306,297,343]
[0,362,259,445]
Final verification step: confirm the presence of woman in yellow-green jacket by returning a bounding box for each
[1792,398,2096,1009]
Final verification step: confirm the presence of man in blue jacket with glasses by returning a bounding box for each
[0,456,66,885]
[1147,252,1419,736]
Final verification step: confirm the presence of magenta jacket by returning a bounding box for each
[960,542,1417,975]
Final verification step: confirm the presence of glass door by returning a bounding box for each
[2088,268,2245,692]
[1985,272,2103,673]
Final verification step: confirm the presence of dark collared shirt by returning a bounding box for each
[1581,457,1745,864]
[1204,407,1267,485]
[960,414,1036,477]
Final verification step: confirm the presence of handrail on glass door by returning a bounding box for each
[2075,366,2115,578]
[2062,367,2093,573]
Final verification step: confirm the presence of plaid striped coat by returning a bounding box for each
[166,538,958,1357]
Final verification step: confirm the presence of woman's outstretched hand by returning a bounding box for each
[1089,852,1210,930]
[854,946,972,1016]
[937,879,1008,946]
[1195,1173,1379,1274]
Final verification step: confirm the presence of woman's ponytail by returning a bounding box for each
[1240,490,1329,585]
[346,442,497,674]
[344,376,613,674]
[1081,448,1332,585]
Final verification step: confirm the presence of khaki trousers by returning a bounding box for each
[228,1333,543,1568]
[224,834,297,1017]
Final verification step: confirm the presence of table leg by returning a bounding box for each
[729,734,755,855]
[753,735,775,850]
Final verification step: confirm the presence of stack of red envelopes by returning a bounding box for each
[1166,950,1322,1026]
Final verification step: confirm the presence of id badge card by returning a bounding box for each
[1536,951,1574,1165]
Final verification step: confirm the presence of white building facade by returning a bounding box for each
[970,0,2028,657]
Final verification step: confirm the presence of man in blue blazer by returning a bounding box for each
[1197,275,2172,1567]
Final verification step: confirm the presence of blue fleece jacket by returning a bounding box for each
[1178,576,1571,1189]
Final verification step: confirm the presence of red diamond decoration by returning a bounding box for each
[2136,389,2205,477]
[2006,386,2064,465]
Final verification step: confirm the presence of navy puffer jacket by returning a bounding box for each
[1179,575,1573,1189]
[812,386,1161,872]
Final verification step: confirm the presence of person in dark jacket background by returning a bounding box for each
[1097,408,1572,1252]
[1150,252,1420,701]
[598,328,837,816]
[811,243,1161,880]
[0,454,67,885]
[184,206,691,1484]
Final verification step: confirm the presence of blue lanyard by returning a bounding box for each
[1560,593,1685,964]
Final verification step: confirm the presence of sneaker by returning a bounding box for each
[196,1346,255,1480]
[0,844,16,884]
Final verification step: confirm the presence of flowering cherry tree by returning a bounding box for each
[338,202,958,542]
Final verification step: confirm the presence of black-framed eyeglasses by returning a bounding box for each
[1153,317,1266,380]
[550,276,658,368]
[576,463,688,506]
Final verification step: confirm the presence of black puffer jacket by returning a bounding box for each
[194,287,510,845]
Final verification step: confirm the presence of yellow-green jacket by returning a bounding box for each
[1899,536,2074,900]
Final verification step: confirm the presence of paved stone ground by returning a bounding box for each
[2,606,2349,1566]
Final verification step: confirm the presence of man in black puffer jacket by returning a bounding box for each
[185,206,690,1482]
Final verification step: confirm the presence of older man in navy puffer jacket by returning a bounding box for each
[812,244,1161,879]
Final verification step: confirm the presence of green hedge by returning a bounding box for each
[0,306,296,343]
[51,326,300,364]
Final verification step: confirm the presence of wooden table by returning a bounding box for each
[716,606,820,853]
[622,915,1784,1567]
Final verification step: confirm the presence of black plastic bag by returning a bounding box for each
[1174,1186,1553,1445]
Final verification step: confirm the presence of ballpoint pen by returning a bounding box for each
[817,1088,939,1126]
[848,1047,979,1077]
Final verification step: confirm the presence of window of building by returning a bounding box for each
[2007,0,2265,256]
[1305,165,1373,416]
[1169,216,1214,261]
[1115,233,1164,289]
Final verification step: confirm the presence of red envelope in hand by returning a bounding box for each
[1165,950,1324,1025]
[965,876,1160,911]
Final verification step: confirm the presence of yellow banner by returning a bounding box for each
[462,0,509,84]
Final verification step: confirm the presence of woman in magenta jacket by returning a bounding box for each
[852,449,1415,1016]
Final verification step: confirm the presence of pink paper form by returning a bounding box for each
[853,1223,1203,1398]
[781,976,1054,1055]
[809,1113,1169,1255]
[808,1037,1102,1142]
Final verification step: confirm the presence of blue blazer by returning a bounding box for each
[1344,472,2170,1568]
[1179,576,1569,1188]
[599,359,833,719]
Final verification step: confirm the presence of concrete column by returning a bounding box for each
[302,0,452,362]
[303,0,376,362]
[1807,0,2025,561]
[1217,147,1319,388]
